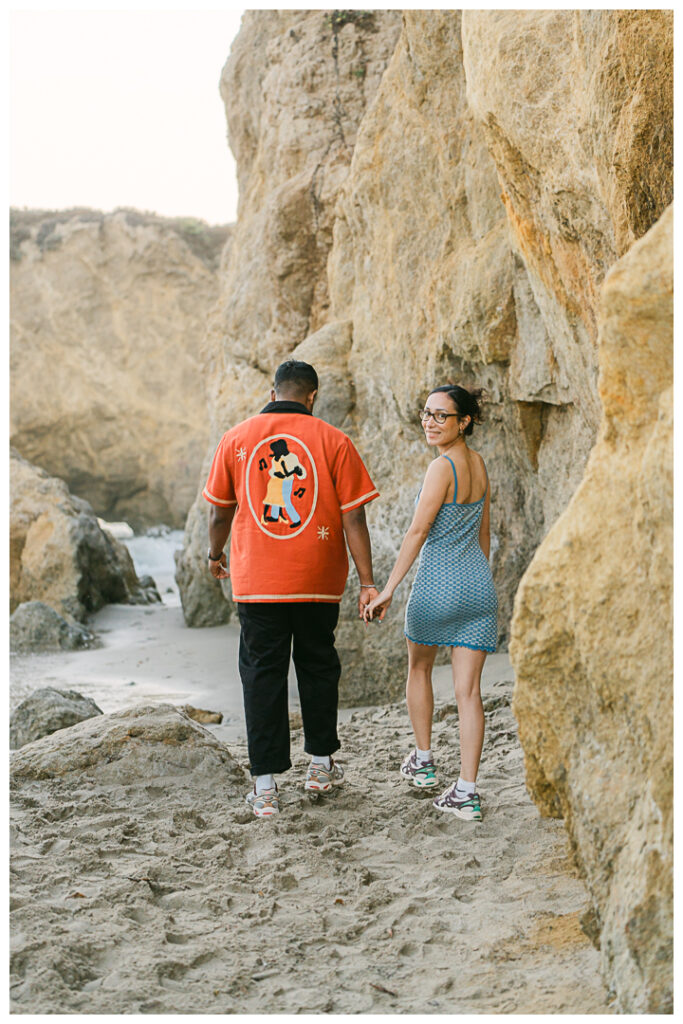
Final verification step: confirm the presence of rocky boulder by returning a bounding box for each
[10,704,247,788]
[10,602,96,654]
[181,705,223,725]
[10,208,231,529]
[510,206,673,1012]
[10,448,160,622]
[10,688,103,750]
[174,490,232,627]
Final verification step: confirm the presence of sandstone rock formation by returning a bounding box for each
[10,208,231,528]
[10,448,160,622]
[10,688,103,750]
[10,602,96,654]
[510,206,672,1013]
[178,10,672,709]
[10,703,246,787]
[177,9,403,651]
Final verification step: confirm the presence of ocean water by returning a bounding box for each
[123,526,185,604]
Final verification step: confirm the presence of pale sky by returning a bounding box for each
[10,10,245,225]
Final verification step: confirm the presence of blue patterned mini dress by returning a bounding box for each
[404,455,497,651]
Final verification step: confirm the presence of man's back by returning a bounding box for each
[203,400,378,602]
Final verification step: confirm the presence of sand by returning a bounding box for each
[9,535,613,1014]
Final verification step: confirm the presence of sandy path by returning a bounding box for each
[10,535,612,1013]
[10,676,611,1013]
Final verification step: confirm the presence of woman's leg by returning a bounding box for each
[406,640,438,751]
[451,646,487,782]
[281,478,301,526]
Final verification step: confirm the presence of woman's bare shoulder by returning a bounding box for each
[421,455,454,497]
[424,455,455,481]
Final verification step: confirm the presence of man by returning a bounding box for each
[204,360,379,817]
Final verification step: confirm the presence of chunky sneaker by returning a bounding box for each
[433,782,482,820]
[304,758,345,793]
[245,785,279,818]
[400,750,438,788]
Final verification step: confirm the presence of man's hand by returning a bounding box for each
[358,585,378,619]
[208,553,230,580]
[363,588,393,622]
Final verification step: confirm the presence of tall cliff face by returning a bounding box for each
[326,10,672,679]
[179,10,672,711]
[510,206,672,1013]
[10,208,230,529]
[176,9,672,1010]
[175,10,403,631]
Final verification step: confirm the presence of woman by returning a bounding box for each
[363,384,497,821]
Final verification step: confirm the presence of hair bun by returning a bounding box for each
[428,383,485,436]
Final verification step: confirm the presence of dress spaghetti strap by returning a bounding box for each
[441,454,458,503]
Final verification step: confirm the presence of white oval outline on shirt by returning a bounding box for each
[245,433,319,540]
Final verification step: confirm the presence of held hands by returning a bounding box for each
[362,588,393,623]
[209,554,230,581]
[358,586,378,619]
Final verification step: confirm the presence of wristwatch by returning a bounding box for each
[208,549,224,562]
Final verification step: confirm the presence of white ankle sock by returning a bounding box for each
[416,747,432,764]
[455,776,476,796]
[311,755,331,770]
[255,773,275,794]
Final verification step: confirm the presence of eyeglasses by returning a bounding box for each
[419,409,459,425]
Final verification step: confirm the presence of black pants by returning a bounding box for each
[236,602,341,776]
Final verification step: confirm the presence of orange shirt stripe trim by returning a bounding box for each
[340,489,380,512]
[203,487,238,507]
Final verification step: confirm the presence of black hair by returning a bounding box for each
[273,360,319,395]
[270,439,289,459]
[428,383,484,436]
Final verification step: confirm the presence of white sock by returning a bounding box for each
[416,747,432,764]
[455,776,476,796]
[311,755,331,770]
[255,773,275,794]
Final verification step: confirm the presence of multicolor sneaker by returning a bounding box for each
[400,750,438,788]
[304,758,345,793]
[433,782,482,820]
[245,785,279,818]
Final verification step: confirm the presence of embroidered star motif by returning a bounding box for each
[236,446,247,462]
[317,526,330,540]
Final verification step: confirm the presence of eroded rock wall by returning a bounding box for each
[10,208,230,528]
[176,9,403,641]
[179,11,671,710]
[177,10,671,699]
[326,10,672,684]
[510,206,672,1012]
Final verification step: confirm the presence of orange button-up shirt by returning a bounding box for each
[203,402,379,602]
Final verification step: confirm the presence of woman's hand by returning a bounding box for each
[363,589,393,622]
